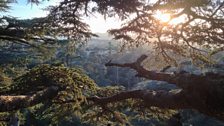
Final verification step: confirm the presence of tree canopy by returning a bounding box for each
[0,0,224,125]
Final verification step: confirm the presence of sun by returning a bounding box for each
[153,11,186,25]
[154,11,171,23]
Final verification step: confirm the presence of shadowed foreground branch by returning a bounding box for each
[88,89,190,109]
[0,64,223,122]
[105,55,224,121]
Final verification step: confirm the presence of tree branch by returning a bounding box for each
[106,55,180,86]
[0,86,59,112]
[0,36,33,46]
[88,88,224,121]
[105,55,224,89]
[105,55,224,121]
[88,89,190,109]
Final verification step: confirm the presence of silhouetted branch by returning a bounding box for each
[88,89,190,109]
[105,55,224,121]
[105,55,224,89]
[88,87,224,121]
[106,55,179,86]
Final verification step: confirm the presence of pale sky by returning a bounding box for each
[4,0,121,33]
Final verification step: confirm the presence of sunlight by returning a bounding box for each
[154,11,186,25]
[169,15,186,25]
[154,11,171,23]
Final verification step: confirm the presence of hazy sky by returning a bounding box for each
[4,0,121,33]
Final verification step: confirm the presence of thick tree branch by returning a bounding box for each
[88,88,224,121]
[0,36,34,46]
[88,89,191,109]
[105,55,224,121]
[105,55,224,89]
[106,55,179,84]
[0,86,59,112]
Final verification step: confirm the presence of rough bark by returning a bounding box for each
[88,89,190,109]
[0,86,59,112]
[0,56,223,121]
[103,55,224,121]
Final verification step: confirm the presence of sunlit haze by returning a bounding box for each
[154,11,186,25]
[84,14,121,33]
[4,0,121,33]
[5,0,186,33]
[154,11,171,23]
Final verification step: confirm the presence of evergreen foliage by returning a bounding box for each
[0,65,175,125]
[0,0,224,125]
